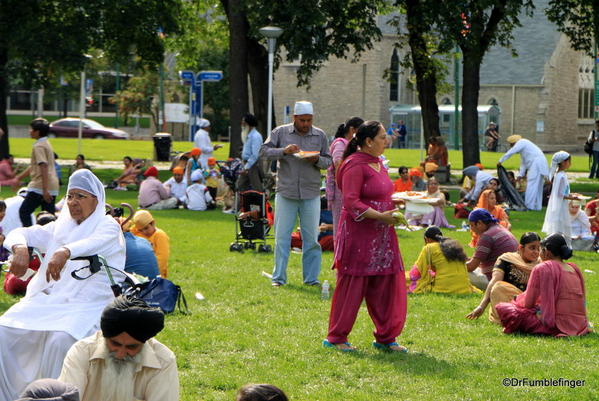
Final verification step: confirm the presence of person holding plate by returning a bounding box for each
[260,101,332,286]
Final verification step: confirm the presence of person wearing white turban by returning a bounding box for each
[497,135,549,210]
[0,169,126,400]
[542,151,582,246]
[185,168,214,211]
[193,118,222,169]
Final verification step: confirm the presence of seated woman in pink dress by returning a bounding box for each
[495,233,591,337]
[0,155,20,190]
[324,120,407,352]
[418,177,454,228]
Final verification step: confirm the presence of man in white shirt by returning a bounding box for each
[59,295,179,401]
[163,166,187,207]
[193,118,222,169]
[497,135,549,210]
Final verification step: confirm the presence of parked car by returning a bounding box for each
[49,118,129,139]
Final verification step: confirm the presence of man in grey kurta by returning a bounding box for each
[260,101,332,286]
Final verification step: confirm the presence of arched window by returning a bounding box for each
[390,49,399,101]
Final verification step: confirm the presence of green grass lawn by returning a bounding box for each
[5,137,593,173]
[0,179,597,401]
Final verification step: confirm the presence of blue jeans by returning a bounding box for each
[272,194,321,285]
[590,151,599,178]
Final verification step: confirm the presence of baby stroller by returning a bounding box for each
[229,190,273,253]
[219,158,243,192]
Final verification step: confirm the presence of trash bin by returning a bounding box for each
[153,132,172,162]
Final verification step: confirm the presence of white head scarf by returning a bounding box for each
[53,169,106,246]
[550,151,570,180]
[294,101,313,115]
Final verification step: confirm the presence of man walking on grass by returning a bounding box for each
[16,118,59,226]
[261,101,332,286]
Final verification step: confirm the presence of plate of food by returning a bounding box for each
[293,150,320,159]
[392,191,438,204]
[571,193,591,201]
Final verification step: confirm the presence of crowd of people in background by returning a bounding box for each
[0,109,593,399]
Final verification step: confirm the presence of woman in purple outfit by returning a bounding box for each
[325,117,364,238]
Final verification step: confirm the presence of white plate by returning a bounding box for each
[293,151,320,159]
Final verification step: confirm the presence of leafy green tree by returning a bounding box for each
[546,0,599,54]
[391,0,446,145]
[435,1,534,166]
[0,0,182,157]
[220,0,386,157]
[167,1,230,141]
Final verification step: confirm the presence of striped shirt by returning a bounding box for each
[473,223,518,276]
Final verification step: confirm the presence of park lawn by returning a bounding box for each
[0,182,597,401]
[5,137,593,173]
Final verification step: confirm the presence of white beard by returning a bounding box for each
[99,352,140,401]
[241,126,250,144]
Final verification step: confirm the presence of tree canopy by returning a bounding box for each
[0,0,183,157]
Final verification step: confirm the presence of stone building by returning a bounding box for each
[273,0,594,153]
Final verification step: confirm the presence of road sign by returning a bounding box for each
[198,71,223,82]
[179,70,195,85]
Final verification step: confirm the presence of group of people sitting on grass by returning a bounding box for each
[111,151,226,212]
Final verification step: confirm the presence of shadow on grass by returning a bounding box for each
[330,346,468,378]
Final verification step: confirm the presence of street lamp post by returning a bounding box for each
[77,55,92,155]
[259,26,283,133]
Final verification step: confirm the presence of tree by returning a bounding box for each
[220,0,386,157]
[435,1,534,166]
[546,0,599,54]
[0,0,182,157]
[111,70,160,129]
[391,0,446,146]
[166,1,231,141]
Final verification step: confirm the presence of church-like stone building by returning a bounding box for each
[273,0,593,153]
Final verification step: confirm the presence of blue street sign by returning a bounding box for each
[198,71,223,82]
[179,70,195,85]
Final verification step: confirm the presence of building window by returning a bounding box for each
[390,49,399,102]
[578,88,594,119]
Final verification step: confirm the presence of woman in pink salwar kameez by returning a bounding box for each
[325,117,364,239]
[495,233,591,337]
[324,121,407,352]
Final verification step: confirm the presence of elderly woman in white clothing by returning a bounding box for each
[0,169,126,400]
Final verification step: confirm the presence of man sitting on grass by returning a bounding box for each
[466,208,518,288]
[138,166,178,210]
[59,295,179,401]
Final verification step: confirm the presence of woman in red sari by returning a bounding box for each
[495,233,591,337]
[324,121,407,352]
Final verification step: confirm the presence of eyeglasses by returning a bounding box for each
[66,193,95,201]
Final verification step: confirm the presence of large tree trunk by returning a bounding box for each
[247,38,270,139]
[461,50,482,167]
[222,0,249,158]
[0,48,10,158]
[405,0,441,149]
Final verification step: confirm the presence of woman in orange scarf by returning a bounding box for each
[469,189,511,247]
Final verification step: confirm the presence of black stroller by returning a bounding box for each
[219,158,243,192]
[229,190,273,253]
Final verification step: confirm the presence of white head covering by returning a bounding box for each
[197,118,210,128]
[190,169,204,182]
[294,101,313,115]
[550,151,570,180]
